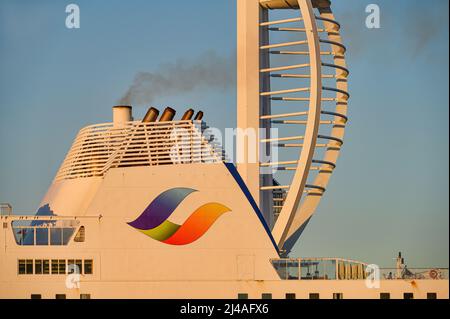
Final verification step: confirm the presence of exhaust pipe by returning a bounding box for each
[181,109,195,121]
[159,107,176,122]
[194,111,204,121]
[113,105,133,127]
[142,107,160,123]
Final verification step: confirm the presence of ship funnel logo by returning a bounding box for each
[127,188,230,245]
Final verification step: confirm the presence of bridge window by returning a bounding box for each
[380,293,390,299]
[12,220,78,246]
[427,293,437,299]
[36,229,49,245]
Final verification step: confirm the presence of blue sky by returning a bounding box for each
[0,0,448,267]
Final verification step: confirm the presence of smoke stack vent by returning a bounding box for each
[194,111,204,121]
[159,107,176,122]
[181,109,195,121]
[142,107,160,123]
[113,106,133,127]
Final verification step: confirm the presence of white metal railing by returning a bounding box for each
[55,120,223,181]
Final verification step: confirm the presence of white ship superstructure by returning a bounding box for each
[0,0,448,299]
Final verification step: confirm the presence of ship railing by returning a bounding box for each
[379,268,448,280]
[55,120,224,181]
[271,258,449,280]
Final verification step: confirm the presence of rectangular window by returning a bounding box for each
[286,293,296,299]
[404,293,414,299]
[26,259,33,274]
[427,293,437,299]
[50,228,63,245]
[58,259,66,274]
[31,294,42,299]
[333,293,343,300]
[80,294,91,299]
[55,294,66,299]
[36,228,49,245]
[237,293,248,299]
[261,293,272,299]
[84,259,93,274]
[43,260,50,274]
[309,293,320,299]
[51,259,59,274]
[18,259,26,274]
[76,259,83,274]
[35,260,43,274]
[380,293,390,299]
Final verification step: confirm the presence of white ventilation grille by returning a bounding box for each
[55,120,223,181]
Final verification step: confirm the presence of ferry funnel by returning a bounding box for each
[181,109,195,120]
[142,107,160,123]
[159,107,176,122]
[113,105,133,127]
[194,111,204,121]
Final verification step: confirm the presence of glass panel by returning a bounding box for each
[62,228,75,245]
[26,259,33,274]
[272,259,287,279]
[58,260,66,274]
[18,260,26,274]
[36,228,49,245]
[22,229,35,246]
[51,260,59,274]
[76,260,83,274]
[35,260,43,274]
[84,260,93,274]
[50,228,63,245]
[287,260,299,280]
[43,260,50,274]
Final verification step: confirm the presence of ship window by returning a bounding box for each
[427,293,437,299]
[80,294,91,299]
[62,228,75,245]
[84,259,93,274]
[51,259,59,274]
[50,228,63,245]
[3,222,7,229]
[36,228,49,245]
[403,293,414,299]
[58,259,66,274]
[261,293,272,299]
[35,260,43,274]
[43,260,50,274]
[309,293,320,299]
[18,260,26,274]
[74,226,85,242]
[31,294,42,299]
[26,259,33,274]
[55,294,66,299]
[237,293,248,299]
[333,293,343,300]
[380,293,390,299]
[286,293,296,299]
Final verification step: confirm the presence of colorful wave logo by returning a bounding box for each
[127,188,230,245]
